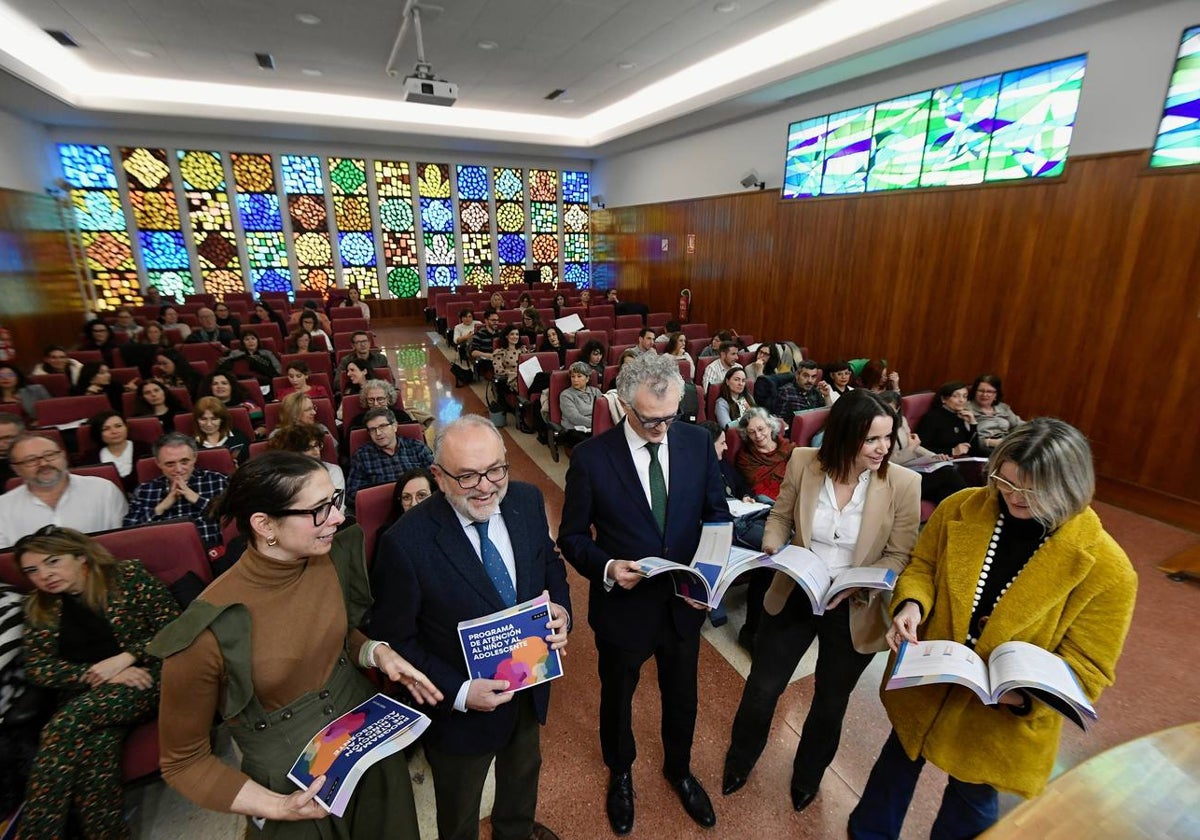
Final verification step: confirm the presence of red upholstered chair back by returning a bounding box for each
[354,482,397,567]
[135,447,236,483]
[901,391,936,429]
[591,398,616,436]
[29,373,69,397]
[789,407,830,446]
[33,395,111,428]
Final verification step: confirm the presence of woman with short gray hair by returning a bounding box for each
[559,361,603,449]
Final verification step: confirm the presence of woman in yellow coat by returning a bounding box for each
[848,418,1137,840]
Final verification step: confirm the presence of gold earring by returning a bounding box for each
[266,536,277,546]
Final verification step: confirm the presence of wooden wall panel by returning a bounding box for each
[597,152,1200,530]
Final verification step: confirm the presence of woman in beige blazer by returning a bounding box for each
[722,390,920,812]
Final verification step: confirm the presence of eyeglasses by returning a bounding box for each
[12,450,65,468]
[989,472,1038,502]
[626,404,683,430]
[436,463,509,489]
[273,489,345,526]
[367,423,394,435]
[364,396,390,406]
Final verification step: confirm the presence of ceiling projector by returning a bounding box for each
[403,74,458,106]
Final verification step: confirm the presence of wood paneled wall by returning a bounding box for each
[0,190,86,366]
[595,151,1200,531]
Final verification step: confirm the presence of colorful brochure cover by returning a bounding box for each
[457,591,563,693]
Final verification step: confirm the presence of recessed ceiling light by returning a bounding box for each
[301,68,323,76]
[127,47,156,59]
[295,12,321,25]
[714,2,738,12]
[617,61,637,70]
[476,40,499,50]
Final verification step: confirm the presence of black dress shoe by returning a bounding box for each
[606,771,634,836]
[721,764,748,796]
[791,786,817,812]
[668,774,716,828]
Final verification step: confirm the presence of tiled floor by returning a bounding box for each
[129,324,1199,840]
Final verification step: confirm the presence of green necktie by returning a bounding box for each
[647,442,667,534]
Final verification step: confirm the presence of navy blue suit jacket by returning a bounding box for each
[558,421,731,653]
[370,481,571,755]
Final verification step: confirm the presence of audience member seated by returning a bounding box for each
[216,329,281,383]
[774,360,831,417]
[287,299,333,335]
[0,433,128,546]
[192,397,250,464]
[338,358,378,417]
[541,326,571,369]
[916,380,984,459]
[580,339,607,382]
[142,285,162,307]
[488,291,506,313]
[735,407,795,501]
[744,343,772,388]
[276,360,331,402]
[858,359,900,394]
[160,306,191,340]
[248,300,287,335]
[263,423,345,509]
[632,328,657,357]
[212,302,241,337]
[137,321,171,350]
[71,361,128,414]
[79,319,121,366]
[87,410,152,493]
[699,330,731,358]
[606,348,639,391]
[661,332,694,381]
[559,361,602,448]
[493,324,523,406]
[701,341,742,390]
[155,347,203,397]
[286,329,313,354]
[133,379,185,433]
[519,309,545,345]
[0,413,23,491]
[516,291,535,312]
[12,526,179,839]
[452,307,477,363]
[578,288,592,310]
[342,285,371,322]
[294,309,331,352]
[274,391,334,448]
[346,408,433,510]
[969,374,1021,450]
[655,320,682,345]
[470,310,502,376]
[606,287,650,322]
[337,330,388,373]
[31,345,82,385]
[346,379,411,433]
[765,341,805,375]
[715,367,756,429]
[877,390,966,504]
[0,364,52,425]
[111,306,144,340]
[823,360,854,403]
[125,433,228,548]
[198,372,264,436]
[185,308,235,347]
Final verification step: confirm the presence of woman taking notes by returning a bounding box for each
[849,418,1136,840]
[723,391,920,812]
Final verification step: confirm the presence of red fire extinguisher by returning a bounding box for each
[678,289,691,324]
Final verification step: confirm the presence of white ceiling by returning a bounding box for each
[0,0,1125,157]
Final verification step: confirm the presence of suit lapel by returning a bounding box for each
[430,498,507,613]
[608,421,659,534]
[795,456,821,548]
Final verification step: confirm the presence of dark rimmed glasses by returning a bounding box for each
[436,464,509,489]
[273,489,345,526]
[626,404,683,430]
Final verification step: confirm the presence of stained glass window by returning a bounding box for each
[561,170,590,287]
[373,161,421,299]
[177,150,245,299]
[529,168,559,285]
[782,55,1087,199]
[281,154,334,295]
[493,166,528,287]
[120,147,193,302]
[328,157,380,298]
[58,144,139,310]
[231,153,292,298]
[1151,25,1200,169]
[417,162,457,288]
[456,165,493,289]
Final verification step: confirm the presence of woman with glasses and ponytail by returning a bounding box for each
[148,452,442,838]
[849,418,1137,840]
[13,526,180,839]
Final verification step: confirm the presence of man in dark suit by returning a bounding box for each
[558,352,732,835]
[371,414,570,840]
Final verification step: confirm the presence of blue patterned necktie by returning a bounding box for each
[473,520,517,607]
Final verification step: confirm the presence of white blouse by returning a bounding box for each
[810,470,870,575]
[99,441,134,477]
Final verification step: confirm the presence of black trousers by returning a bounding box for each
[596,627,700,781]
[725,590,874,792]
[423,693,541,840]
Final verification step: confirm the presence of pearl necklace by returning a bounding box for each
[966,511,1048,647]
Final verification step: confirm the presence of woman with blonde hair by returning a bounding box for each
[14,526,179,838]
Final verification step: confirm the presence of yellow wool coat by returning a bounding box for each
[882,488,1137,798]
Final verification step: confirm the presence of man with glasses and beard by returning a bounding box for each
[558,352,732,835]
[0,433,127,547]
[371,414,570,840]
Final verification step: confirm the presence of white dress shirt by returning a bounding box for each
[99,442,135,478]
[0,475,128,548]
[810,470,870,576]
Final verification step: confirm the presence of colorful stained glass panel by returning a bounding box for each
[328,157,379,298]
[783,116,831,198]
[281,154,333,294]
[177,150,243,298]
[984,55,1087,181]
[231,153,293,298]
[121,147,193,300]
[562,170,590,287]
[374,160,421,299]
[418,163,457,287]
[820,105,875,194]
[1151,26,1200,168]
[919,74,1002,187]
[867,92,933,191]
[457,165,493,288]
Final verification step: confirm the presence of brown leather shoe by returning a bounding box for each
[529,822,561,840]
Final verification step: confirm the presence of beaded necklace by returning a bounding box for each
[966,509,1049,648]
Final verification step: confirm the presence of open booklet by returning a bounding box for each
[288,693,431,817]
[886,639,1097,731]
[902,455,988,474]
[634,522,896,611]
[458,591,563,694]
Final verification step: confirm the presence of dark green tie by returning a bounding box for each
[647,442,667,534]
